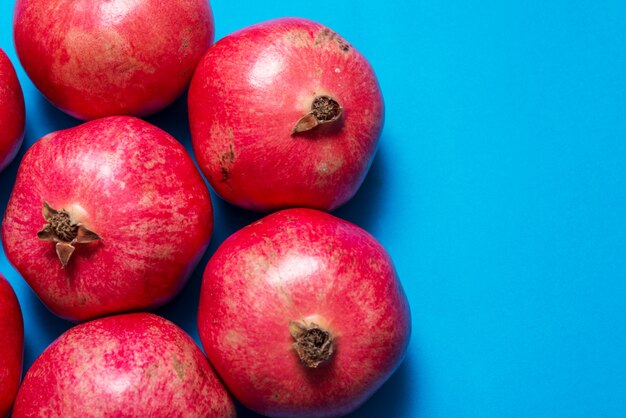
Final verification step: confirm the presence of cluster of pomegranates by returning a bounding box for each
[0,0,410,417]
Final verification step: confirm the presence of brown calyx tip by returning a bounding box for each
[289,320,334,368]
[37,201,101,268]
[292,95,343,135]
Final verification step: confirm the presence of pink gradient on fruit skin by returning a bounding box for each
[13,0,214,120]
[0,274,23,418]
[188,17,384,212]
[0,49,25,172]
[2,116,213,322]
[12,313,236,417]
[198,208,411,418]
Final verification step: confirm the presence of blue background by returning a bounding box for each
[2,1,626,417]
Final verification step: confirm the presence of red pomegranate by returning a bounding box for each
[188,17,384,212]
[2,116,213,322]
[13,0,214,120]
[0,48,25,172]
[0,274,24,417]
[197,208,410,417]
[12,313,236,417]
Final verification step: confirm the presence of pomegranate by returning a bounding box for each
[13,0,214,120]
[188,17,384,212]
[12,312,236,417]
[0,48,25,173]
[197,208,410,417]
[2,116,213,322]
[0,274,24,417]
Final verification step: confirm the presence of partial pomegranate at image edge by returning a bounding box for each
[189,17,384,212]
[0,273,24,418]
[12,313,236,417]
[0,48,25,173]
[13,0,214,120]
[198,208,410,418]
[2,116,213,322]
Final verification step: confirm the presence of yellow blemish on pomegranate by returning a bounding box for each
[54,28,156,91]
[284,29,312,47]
[223,330,246,349]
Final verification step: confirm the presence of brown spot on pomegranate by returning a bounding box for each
[315,27,335,45]
[172,354,185,379]
[219,142,235,183]
[315,27,350,52]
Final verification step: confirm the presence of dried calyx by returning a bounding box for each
[292,95,343,135]
[37,201,101,268]
[289,320,334,368]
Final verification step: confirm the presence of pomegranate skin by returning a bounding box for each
[2,116,213,322]
[0,274,24,417]
[12,313,236,417]
[188,18,384,212]
[13,0,214,120]
[0,48,25,172]
[197,208,410,418]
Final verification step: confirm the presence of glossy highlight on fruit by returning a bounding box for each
[12,313,236,417]
[0,273,24,417]
[189,17,384,212]
[0,48,25,172]
[197,208,410,417]
[13,0,214,120]
[2,116,213,321]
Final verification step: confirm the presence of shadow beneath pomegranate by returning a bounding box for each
[23,288,73,371]
[0,110,53,211]
[155,254,208,342]
[332,141,388,233]
[34,89,193,149]
[2,92,88,210]
[234,401,260,417]
[0,137,26,214]
[210,195,264,245]
[145,92,193,151]
[345,356,415,417]
[35,92,80,133]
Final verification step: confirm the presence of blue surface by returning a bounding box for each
[2,1,626,417]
